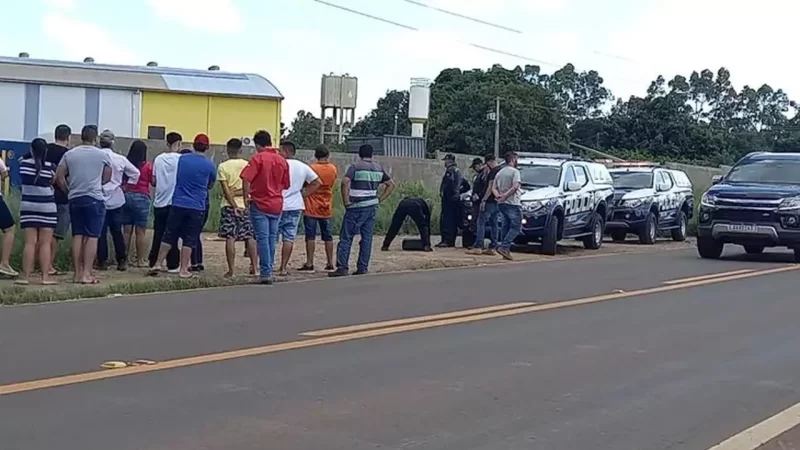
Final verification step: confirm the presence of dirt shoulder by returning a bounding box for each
[0,232,695,304]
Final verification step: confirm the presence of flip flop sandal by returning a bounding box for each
[80,279,101,285]
[0,267,19,277]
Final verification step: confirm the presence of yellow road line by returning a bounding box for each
[662,269,756,285]
[706,402,800,450]
[300,302,536,337]
[1,264,796,397]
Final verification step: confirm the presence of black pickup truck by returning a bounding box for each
[697,152,800,261]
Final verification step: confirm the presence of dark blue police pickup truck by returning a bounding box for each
[697,152,800,261]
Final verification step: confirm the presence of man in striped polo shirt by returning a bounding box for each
[329,144,395,277]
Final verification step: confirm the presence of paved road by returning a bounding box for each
[2,246,800,449]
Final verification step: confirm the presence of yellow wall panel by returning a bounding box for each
[207,97,281,144]
[140,92,209,141]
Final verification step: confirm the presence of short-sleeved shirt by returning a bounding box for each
[305,161,338,218]
[124,161,153,196]
[283,159,319,212]
[152,152,181,208]
[58,145,113,201]
[494,166,522,206]
[240,148,290,215]
[217,158,248,209]
[171,152,216,211]
[345,159,390,209]
[46,144,69,205]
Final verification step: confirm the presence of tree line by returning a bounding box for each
[285,63,800,166]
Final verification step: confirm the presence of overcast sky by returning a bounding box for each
[2,0,798,125]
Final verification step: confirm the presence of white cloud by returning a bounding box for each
[146,0,244,33]
[42,14,137,65]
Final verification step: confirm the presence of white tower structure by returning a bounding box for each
[408,78,431,138]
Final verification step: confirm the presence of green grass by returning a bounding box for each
[0,275,253,305]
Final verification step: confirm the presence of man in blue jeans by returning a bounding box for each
[467,154,502,255]
[240,130,290,285]
[55,125,112,284]
[492,151,523,261]
[329,144,395,277]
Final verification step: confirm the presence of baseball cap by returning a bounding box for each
[193,134,210,146]
[442,153,456,161]
[99,129,115,144]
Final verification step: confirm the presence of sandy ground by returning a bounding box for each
[0,230,696,293]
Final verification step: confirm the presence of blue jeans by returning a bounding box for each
[473,202,499,249]
[69,195,105,238]
[249,205,280,278]
[337,206,377,272]
[498,204,522,252]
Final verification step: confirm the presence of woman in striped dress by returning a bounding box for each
[17,138,58,285]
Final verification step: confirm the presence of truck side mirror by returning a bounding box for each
[711,175,723,185]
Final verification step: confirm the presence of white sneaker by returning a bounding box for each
[167,267,180,274]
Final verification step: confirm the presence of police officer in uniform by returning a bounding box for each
[381,196,432,251]
[437,153,463,248]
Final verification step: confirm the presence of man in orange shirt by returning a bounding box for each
[299,145,338,272]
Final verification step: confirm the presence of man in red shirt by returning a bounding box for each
[240,130,290,284]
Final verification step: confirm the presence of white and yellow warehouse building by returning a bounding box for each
[0,55,282,144]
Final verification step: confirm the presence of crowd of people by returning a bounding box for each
[0,124,397,285]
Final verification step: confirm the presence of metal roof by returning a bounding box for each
[0,56,283,100]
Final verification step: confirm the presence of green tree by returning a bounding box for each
[546,63,613,123]
[350,90,410,137]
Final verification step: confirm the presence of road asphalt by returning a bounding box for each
[2,245,800,449]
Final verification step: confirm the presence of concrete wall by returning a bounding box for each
[91,136,730,193]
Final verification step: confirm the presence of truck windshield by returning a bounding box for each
[519,165,561,188]
[611,172,653,189]
[727,159,800,184]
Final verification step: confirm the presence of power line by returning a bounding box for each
[401,0,523,34]
[311,0,560,68]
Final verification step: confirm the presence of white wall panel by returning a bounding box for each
[99,89,135,138]
[38,85,85,138]
[0,82,25,141]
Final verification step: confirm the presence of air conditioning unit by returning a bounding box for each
[241,136,254,146]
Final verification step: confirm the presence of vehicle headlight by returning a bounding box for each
[701,193,717,208]
[621,198,646,209]
[778,196,800,211]
[522,200,544,212]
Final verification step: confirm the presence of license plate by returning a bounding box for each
[728,223,758,233]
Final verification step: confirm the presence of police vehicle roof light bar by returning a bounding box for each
[517,152,574,160]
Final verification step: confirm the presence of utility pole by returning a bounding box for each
[393,112,399,135]
[494,97,501,159]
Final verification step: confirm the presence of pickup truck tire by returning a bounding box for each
[744,245,764,255]
[794,248,800,263]
[697,236,724,259]
[583,212,604,250]
[638,212,658,245]
[541,216,559,256]
[610,230,627,242]
[671,211,688,241]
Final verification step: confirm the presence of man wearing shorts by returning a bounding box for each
[149,134,216,278]
[276,141,320,276]
[217,138,257,277]
[299,145,338,272]
[148,132,182,272]
[47,124,72,274]
[55,125,112,284]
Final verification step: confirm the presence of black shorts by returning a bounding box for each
[0,196,14,230]
[162,206,204,249]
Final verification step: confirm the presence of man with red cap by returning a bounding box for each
[149,133,216,278]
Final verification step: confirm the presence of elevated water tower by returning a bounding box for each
[320,73,358,144]
[408,78,431,138]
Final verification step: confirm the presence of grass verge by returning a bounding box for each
[0,276,253,305]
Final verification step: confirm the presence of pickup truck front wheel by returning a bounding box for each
[697,236,724,259]
[638,212,658,245]
[541,216,559,256]
[583,213,604,250]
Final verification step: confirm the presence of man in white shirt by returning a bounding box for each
[148,131,182,272]
[277,141,320,276]
[97,130,140,271]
